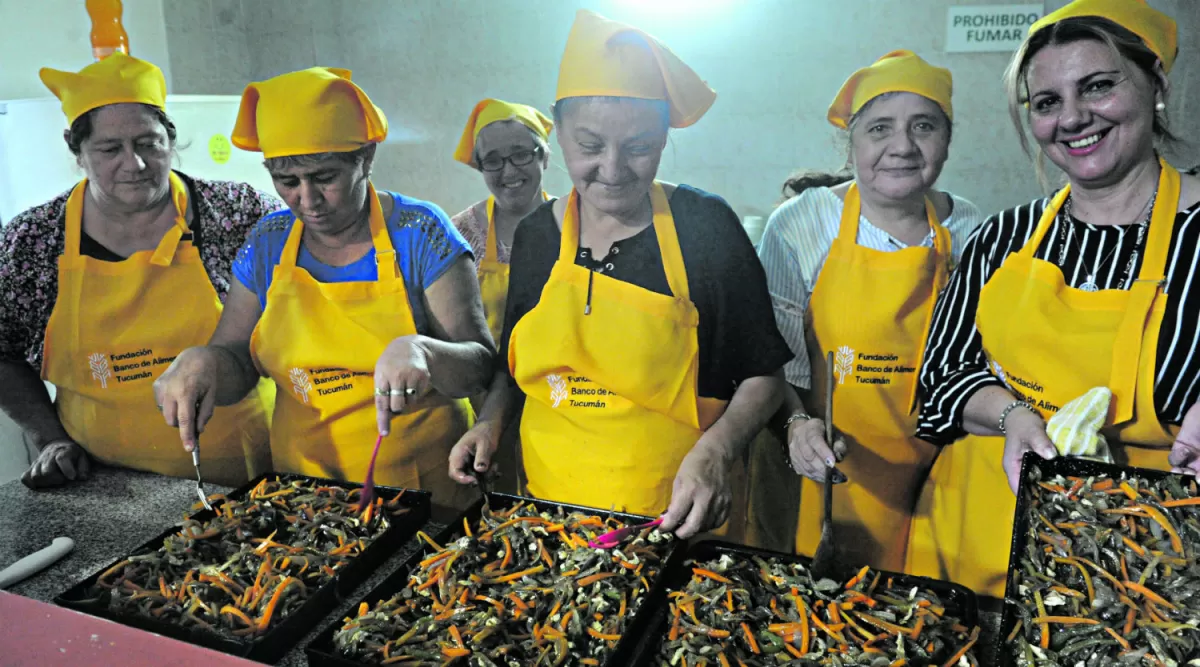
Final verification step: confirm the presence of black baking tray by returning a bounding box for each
[53,472,431,664]
[634,539,980,666]
[305,492,686,667]
[998,452,1186,665]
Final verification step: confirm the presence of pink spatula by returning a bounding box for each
[357,433,384,512]
[588,517,664,549]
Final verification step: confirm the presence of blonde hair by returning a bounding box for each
[1004,16,1174,191]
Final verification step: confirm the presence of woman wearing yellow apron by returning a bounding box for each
[0,53,276,489]
[754,51,984,566]
[450,99,556,493]
[449,9,792,538]
[911,0,1200,596]
[154,68,493,504]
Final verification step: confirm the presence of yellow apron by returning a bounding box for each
[249,184,474,502]
[792,184,947,571]
[479,196,510,345]
[907,160,1182,596]
[42,174,273,486]
[509,183,727,515]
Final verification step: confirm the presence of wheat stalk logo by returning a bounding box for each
[88,353,111,389]
[547,374,568,408]
[290,368,313,404]
[834,346,855,385]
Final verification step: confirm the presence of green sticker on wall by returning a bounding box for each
[208,134,232,164]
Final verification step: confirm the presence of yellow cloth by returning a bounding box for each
[1030,0,1177,72]
[232,67,388,158]
[39,52,167,124]
[827,50,953,129]
[453,99,553,167]
[43,173,273,486]
[248,184,474,507]
[1046,387,1113,460]
[509,183,727,514]
[793,184,948,572]
[907,161,1183,597]
[555,9,716,128]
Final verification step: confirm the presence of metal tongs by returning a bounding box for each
[192,448,212,511]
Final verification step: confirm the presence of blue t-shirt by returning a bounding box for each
[232,191,472,335]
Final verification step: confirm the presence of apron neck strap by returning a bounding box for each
[280,182,399,282]
[63,172,190,265]
[1135,159,1180,283]
[840,182,947,256]
[484,196,499,263]
[1024,157,1179,271]
[560,182,690,301]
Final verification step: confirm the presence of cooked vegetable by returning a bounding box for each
[85,476,409,639]
[332,500,672,666]
[1007,469,1200,665]
[654,553,979,667]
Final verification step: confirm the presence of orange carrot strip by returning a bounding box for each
[692,568,732,584]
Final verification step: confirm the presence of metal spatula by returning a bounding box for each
[192,448,212,511]
[810,350,841,580]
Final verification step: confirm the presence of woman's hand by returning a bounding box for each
[21,439,90,489]
[449,420,501,485]
[659,438,733,539]
[786,417,848,482]
[1169,401,1200,475]
[153,347,220,453]
[375,335,432,435]
[1001,407,1057,493]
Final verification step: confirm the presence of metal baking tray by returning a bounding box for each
[305,492,686,667]
[634,539,980,666]
[53,472,431,664]
[999,452,1186,665]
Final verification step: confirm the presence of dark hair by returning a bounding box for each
[65,104,177,155]
[551,96,671,133]
[1004,16,1176,189]
[781,170,854,199]
[263,143,376,173]
[779,92,952,200]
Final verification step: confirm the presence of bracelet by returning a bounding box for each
[784,412,814,430]
[781,412,813,473]
[998,400,1031,434]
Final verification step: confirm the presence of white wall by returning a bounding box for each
[163,0,1198,222]
[0,0,171,483]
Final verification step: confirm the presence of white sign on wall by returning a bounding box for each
[946,4,1045,53]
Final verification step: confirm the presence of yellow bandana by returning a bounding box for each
[828,50,953,129]
[555,9,716,128]
[453,99,554,167]
[39,53,167,125]
[231,67,388,158]
[1029,0,1177,72]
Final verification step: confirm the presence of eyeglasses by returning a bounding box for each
[479,146,542,172]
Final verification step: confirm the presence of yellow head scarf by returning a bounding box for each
[1028,0,1177,73]
[828,50,953,129]
[555,9,716,128]
[453,99,554,168]
[39,53,167,125]
[231,67,388,158]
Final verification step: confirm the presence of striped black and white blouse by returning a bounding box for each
[916,197,1200,446]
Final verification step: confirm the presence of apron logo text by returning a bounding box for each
[833,348,916,386]
[88,349,176,387]
[293,367,371,404]
[547,373,612,408]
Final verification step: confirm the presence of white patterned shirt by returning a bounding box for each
[757,186,985,389]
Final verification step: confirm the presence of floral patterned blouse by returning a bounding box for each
[451,200,511,271]
[0,173,283,369]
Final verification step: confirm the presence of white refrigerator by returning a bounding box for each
[0,95,275,482]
